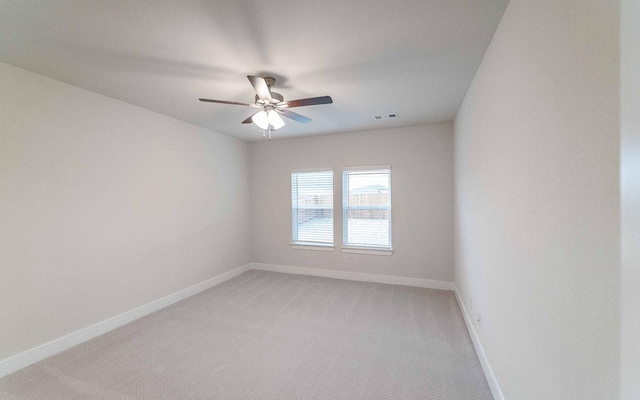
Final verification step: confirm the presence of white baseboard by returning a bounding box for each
[0,263,252,378]
[251,263,455,291]
[453,285,504,400]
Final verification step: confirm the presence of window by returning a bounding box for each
[291,169,334,248]
[342,167,392,252]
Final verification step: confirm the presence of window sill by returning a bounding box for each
[342,246,394,256]
[291,243,335,252]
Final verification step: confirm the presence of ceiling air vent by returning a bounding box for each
[374,113,398,120]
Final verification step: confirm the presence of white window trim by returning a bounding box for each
[342,165,392,250]
[291,243,335,252]
[341,245,394,256]
[342,165,391,172]
[291,167,335,174]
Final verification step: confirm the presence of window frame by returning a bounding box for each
[341,165,393,255]
[290,167,335,250]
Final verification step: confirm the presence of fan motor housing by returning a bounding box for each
[255,92,284,103]
[263,77,276,87]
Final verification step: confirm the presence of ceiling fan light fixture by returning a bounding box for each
[252,110,269,129]
[252,109,285,130]
[267,110,285,130]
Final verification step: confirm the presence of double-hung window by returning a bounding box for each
[342,166,392,253]
[291,169,334,248]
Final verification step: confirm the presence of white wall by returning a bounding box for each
[0,62,251,361]
[620,0,640,397]
[454,1,620,399]
[250,124,454,281]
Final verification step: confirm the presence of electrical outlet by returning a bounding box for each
[343,256,348,263]
[476,313,481,327]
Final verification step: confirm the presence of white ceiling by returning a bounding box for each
[0,0,508,141]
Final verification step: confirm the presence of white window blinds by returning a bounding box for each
[291,170,334,245]
[342,167,391,249]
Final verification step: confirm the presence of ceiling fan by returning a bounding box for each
[199,75,333,139]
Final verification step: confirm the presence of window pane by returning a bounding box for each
[343,169,391,248]
[292,170,333,244]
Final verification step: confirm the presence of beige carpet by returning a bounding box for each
[0,270,493,399]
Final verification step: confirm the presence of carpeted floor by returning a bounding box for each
[0,270,493,399]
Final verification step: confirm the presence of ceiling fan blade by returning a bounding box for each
[199,98,251,106]
[284,96,333,108]
[279,109,312,124]
[247,75,273,102]
[241,112,260,124]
